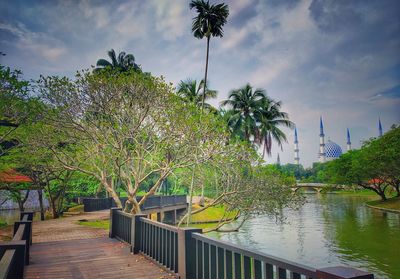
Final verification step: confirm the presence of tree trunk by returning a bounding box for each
[18,190,30,212]
[49,194,59,219]
[37,190,45,221]
[186,166,196,226]
[201,36,210,112]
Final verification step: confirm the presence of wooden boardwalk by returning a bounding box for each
[24,211,176,279]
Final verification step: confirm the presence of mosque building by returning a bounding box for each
[292,117,384,164]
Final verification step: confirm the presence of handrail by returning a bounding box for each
[109,209,374,279]
[0,250,15,279]
[0,211,34,279]
[139,217,179,233]
[193,232,316,277]
[12,224,25,241]
[84,195,187,212]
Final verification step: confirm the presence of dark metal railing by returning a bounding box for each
[192,233,316,279]
[83,195,187,212]
[111,210,132,244]
[109,208,374,279]
[83,198,112,212]
[139,217,179,273]
[0,211,34,279]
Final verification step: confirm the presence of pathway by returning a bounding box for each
[25,210,176,279]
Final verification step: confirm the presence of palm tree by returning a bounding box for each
[255,99,294,157]
[221,83,293,156]
[96,49,140,72]
[190,0,229,111]
[220,84,266,142]
[176,79,217,110]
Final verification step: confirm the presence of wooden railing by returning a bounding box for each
[0,211,34,279]
[109,208,374,279]
[84,195,187,212]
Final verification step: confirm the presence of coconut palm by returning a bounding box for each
[221,83,293,156]
[255,99,294,157]
[220,84,266,142]
[190,0,229,110]
[176,79,217,110]
[96,49,140,72]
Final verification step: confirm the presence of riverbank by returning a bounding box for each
[366,197,400,213]
[330,189,376,196]
[78,205,235,230]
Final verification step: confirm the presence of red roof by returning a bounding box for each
[368,178,384,184]
[0,170,32,183]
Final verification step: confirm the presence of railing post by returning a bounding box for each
[0,240,26,277]
[14,221,32,264]
[178,228,202,279]
[20,211,34,222]
[109,207,122,238]
[316,266,374,279]
[131,214,146,254]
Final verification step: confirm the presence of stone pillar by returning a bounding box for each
[316,266,374,279]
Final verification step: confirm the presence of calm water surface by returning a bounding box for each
[207,194,400,279]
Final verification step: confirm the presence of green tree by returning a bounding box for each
[326,148,392,201]
[96,49,140,72]
[37,68,229,214]
[256,99,294,156]
[190,0,229,110]
[362,125,400,197]
[221,83,293,156]
[176,78,217,110]
[220,83,266,142]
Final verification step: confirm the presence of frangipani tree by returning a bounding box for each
[37,69,228,213]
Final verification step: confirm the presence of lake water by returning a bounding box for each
[207,194,400,279]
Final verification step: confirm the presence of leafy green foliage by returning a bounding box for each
[176,78,217,111]
[190,0,229,39]
[95,49,141,72]
[220,83,293,156]
[325,126,400,200]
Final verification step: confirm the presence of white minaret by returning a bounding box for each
[346,128,351,151]
[277,153,281,165]
[319,116,326,163]
[294,127,300,165]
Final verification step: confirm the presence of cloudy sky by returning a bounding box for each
[1,0,399,167]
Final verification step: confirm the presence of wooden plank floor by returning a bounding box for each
[24,237,176,279]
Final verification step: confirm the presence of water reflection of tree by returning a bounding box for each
[320,195,400,279]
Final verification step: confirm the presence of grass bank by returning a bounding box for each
[366,197,400,213]
[189,205,237,224]
[76,204,235,230]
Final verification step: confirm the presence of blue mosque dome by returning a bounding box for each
[325,140,342,160]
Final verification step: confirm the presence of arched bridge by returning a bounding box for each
[292,183,344,193]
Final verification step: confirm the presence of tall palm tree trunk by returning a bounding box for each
[199,35,210,206]
[201,36,210,112]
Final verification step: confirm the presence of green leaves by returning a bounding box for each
[220,83,293,156]
[190,0,229,39]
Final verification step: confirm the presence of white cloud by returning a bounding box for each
[0,22,66,62]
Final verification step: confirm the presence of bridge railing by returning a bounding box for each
[109,208,374,279]
[192,233,316,279]
[83,195,187,212]
[0,211,34,279]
